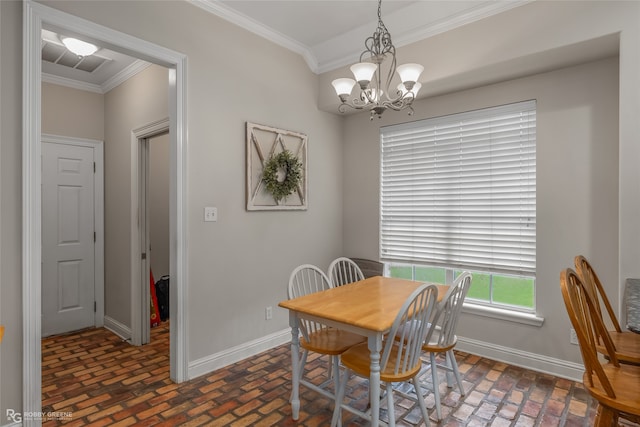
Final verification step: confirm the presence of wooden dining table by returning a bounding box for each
[278,275,449,426]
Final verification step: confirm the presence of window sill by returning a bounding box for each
[462,303,544,327]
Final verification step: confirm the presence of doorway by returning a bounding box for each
[23,1,188,419]
[134,121,170,346]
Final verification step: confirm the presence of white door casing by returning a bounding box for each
[42,139,102,336]
[23,2,188,422]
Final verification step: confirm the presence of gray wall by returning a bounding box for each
[342,57,619,364]
[103,64,169,328]
[2,0,640,418]
[42,82,104,140]
[149,133,170,279]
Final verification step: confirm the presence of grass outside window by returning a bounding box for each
[389,264,535,311]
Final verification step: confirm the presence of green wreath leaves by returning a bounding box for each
[262,150,302,203]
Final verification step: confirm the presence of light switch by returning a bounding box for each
[204,207,218,222]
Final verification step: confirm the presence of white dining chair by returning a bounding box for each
[288,264,365,401]
[328,257,365,287]
[420,271,472,420]
[331,284,439,427]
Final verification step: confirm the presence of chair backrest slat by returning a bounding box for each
[574,255,622,333]
[560,268,618,397]
[382,284,438,375]
[430,272,472,347]
[328,257,365,287]
[288,264,333,338]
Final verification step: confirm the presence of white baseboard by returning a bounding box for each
[103,316,132,341]
[456,336,584,381]
[188,328,291,380]
[186,329,584,383]
[1,420,21,427]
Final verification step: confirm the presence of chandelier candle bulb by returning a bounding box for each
[332,78,356,101]
[350,62,378,88]
[396,63,425,86]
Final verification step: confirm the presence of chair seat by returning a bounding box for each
[340,341,422,383]
[423,331,457,353]
[585,362,640,418]
[301,328,365,355]
[598,330,640,365]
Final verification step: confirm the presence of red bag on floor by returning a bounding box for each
[150,270,161,327]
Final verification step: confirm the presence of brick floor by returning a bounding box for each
[42,323,610,426]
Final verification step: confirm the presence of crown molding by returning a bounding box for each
[101,59,152,93]
[191,0,531,75]
[42,59,152,94]
[316,0,533,74]
[189,0,319,73]
[42,72,103,93]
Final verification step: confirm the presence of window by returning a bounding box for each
[380,100,536,311]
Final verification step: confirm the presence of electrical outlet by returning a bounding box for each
[265,306,273,320]
[569,328,578,345]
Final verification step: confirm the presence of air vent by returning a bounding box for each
[42,41,108,73]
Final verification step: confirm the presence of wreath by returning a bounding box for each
[262,150,302,203]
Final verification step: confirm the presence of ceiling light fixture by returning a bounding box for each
[61,37,98,57]
[331,0,424,120]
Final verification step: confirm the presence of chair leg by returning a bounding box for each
[331,367,349,427]
[412,376,431,427]
[594,405,618,427]
[386,382,396,427]
[430,352,442,420]
[446,350,465,395]
[291,349,309,403]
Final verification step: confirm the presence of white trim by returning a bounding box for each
[456,336,584,382]
[190,0,318,73]
[41,73,103,93]
[42,60,152,94]
[41,134,105,329]
[131,118,170,347]
[188,329,291,380]
[102,60,152,93]
[462,303,545,327]
[103,315,132,341]
[1,421,22,427]
[191,0,531,75]
[23,2,189,423]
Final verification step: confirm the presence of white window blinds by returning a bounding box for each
[380,100,536,276]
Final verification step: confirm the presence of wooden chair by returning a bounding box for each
[420,271,472,420]
[288,264,365,401]
[560,268,640,426]
[328,257,365,287]
[331,284,439,427]
[574,255,640,365]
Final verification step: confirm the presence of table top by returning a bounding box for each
[279,276,448,333]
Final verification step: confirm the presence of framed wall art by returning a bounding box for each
[246,122,308,211]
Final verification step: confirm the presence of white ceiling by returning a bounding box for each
[42,0,529,92]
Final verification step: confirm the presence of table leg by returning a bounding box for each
[368,334,382,426]
[289,312,301,420]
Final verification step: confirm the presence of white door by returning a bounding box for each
[42,142,96,337]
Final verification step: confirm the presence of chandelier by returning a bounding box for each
[331,0,424,120]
